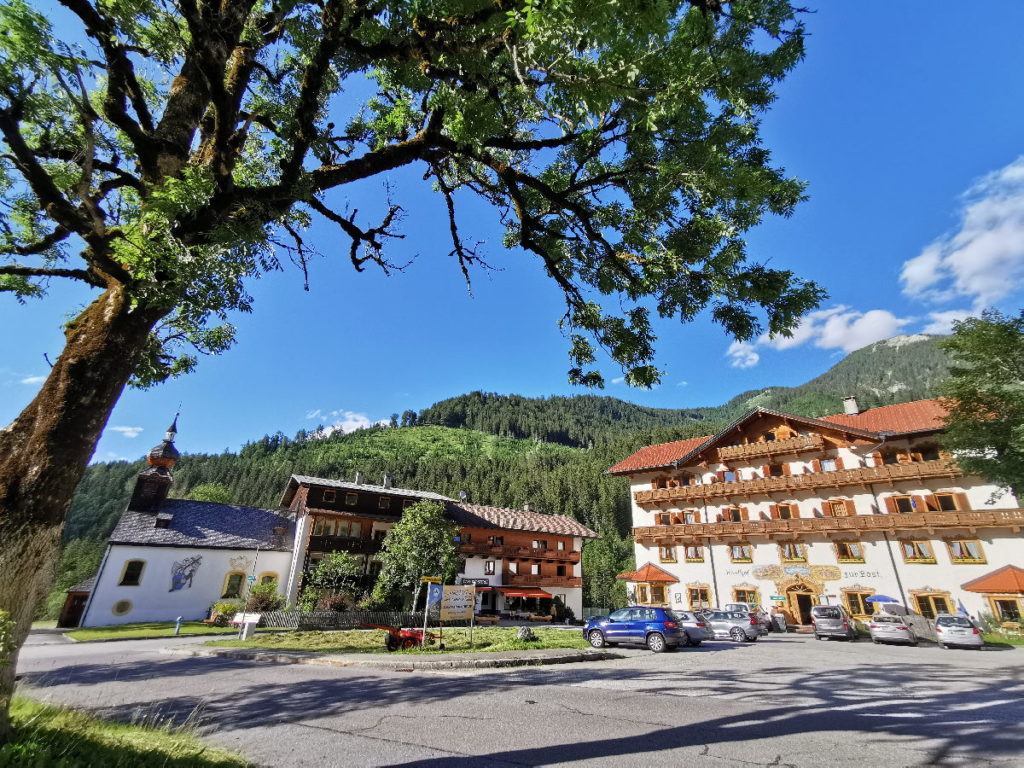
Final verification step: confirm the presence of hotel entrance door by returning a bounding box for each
[786,584,815,624]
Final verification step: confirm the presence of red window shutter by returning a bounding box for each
[924,495,940,512]
[716,513,724,522]
[651,480,659,489]
[955,492,970,511]
[717,470,726,482]
[844,499,857,516]
[790,502,800,518]
[782,462,791,476]
[811,459,822,472]
[870,451,882,466]
[769,503,779,519]
[742,506,751,521]
[883,496,897,514]
[912,495,928,513]
[834,457,845,470]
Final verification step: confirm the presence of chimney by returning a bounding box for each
[382,472,393,489]
[354,471,364,485]
[842,396,861,416]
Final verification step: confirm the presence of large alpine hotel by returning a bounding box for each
[608,397,1024,626]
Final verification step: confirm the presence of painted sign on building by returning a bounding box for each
[440,585,476,621]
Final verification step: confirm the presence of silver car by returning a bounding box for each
[702,610,760,642]
[810,605,857,641]
[724,602,771,634]
[868,615,918,646]
[672,610,710,646]
[934,614,985,649]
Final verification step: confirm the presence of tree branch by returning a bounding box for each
[0,263,102,286]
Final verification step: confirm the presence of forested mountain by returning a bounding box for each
[417,334,951,446]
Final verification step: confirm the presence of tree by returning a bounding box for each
[372,501,460,610]
[185,482,234,504]
[582,531,634,610]
[298,551,362,612]
[939,310,1024,500]
[0,0,822,737]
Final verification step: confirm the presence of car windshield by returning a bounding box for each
[936,616,973,628]
[813,607,841,619]
[667,611,691,621]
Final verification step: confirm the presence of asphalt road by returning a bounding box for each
[16,632,1024,767]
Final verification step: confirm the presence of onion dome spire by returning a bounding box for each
[147,412,180,468]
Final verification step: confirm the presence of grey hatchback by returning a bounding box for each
[810,605,857,641]
[701,610,760,641]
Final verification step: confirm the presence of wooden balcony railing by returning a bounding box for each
[502,573,582,589]
[459,542,580,562]
[632,508,1024,543]
[634,459,963,504]
[307,535,381,555]
[716,433,825,461]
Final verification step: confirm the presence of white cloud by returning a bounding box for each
[305,408,323,420]
[611,376,625,385]
[20,375,45,385]
[921,309,974,335]
[104,451,130,461]
[313,410,389,437]
[677,380,688,387]
[726,341,760,369]
[901,156,1024,309]
[109,426,143,439]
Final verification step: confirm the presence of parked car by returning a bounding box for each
[673,610,710,646]
[934,614,985,650]
[701,610,761,642]
[810,605,857,641]
[867,615,918,646]
[724,603,772,633]
[584,607,691,652]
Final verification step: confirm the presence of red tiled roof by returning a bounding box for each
[962,565,1024,594]
[606,436,711,475]
[448,503,600,539]
[820,398,947,434]
[616,562,678,583]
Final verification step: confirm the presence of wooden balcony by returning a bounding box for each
[307,535,381,555]
[459,542,580,563]
[717,433,825,461]
[633,508,1024,543]
[635,459,963,504]
[502,572,582,589]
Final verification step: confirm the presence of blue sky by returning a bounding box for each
[4,2,1024,460]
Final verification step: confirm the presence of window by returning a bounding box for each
[650,585,666,604]
[828,500,850,517]
[378,496,391,510]
[921,446,941,461]
[373,529,387,541]
[556,565,566,576]
[221,572,245,599]
[118,560,145,587]
[820,458,837,472]
[323,489,336,503]
[683,510,699,524]
[991,598,1023,622]
[947,539,985,564]
[734,589,759,604]
[684,545,704,562]
[766,464,785,477]
[901,540,935,563]
[776,503,796,520]
[344,492,358,506]
[893,496,916,514]
[914,593,951,619]
[636,585,649,604]
[532,540,547,549]
[725,507,743,522]
[557,540,566,550]
[508,562,518,574]
[488,536,504,546]
[403,499,414,508]
[463,532,472,544]
[659,546,676,563]
[688,587,711,609]
[844,590,874,617]
[934,493,959,512]
[530,563,540,576]
[656,513,672,525]
[779,542,805,562]
[834,541,865,564]
[368,561,382,576]
[484,560,495,575]
[729,543,752,563]
[258,572,279,585]
[881,451,901,466]
[723,470,737,482]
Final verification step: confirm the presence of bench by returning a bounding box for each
[529,613,553,622]
[475,615,501,625]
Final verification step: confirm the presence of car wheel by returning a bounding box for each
[938,641,947,649]
[747,635,758,642]
[815,634,823,640]
[730,628,745,642]
[679,631,690,648]
[910,640,919,647]
[689,641,702,648]
[647,632,667,653]
[587,630,606,648]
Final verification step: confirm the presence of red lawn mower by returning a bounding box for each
[359,623,442,651]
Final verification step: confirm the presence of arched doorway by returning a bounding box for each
[786,582,816,625]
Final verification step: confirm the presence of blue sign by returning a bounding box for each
[427,583,443,607]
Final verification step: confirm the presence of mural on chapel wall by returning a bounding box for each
[230,555,252,572]
[169,555,202,591]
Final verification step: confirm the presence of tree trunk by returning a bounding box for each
[0,285,166,742]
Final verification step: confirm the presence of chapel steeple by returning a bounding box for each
[127,414,180,512]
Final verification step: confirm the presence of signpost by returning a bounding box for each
[441,585,477,647]
[422,577,442,640]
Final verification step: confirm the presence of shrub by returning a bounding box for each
[316,593,357,612]
[246,581,284,612]
[211,601,242,618]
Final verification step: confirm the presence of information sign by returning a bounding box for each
[440,585,475,621]
[769,596,786,602]
[420,576,442,583]
[426,583,444,608]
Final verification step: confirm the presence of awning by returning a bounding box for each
[616,562,678,583]
[962,565,1024,594]
[497,587,552,599]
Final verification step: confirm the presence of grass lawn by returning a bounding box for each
[984,633,1024,646]
[67,622,250,642]
[207,626,590,655]
[1,696,247,767]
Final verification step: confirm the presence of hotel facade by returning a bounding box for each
[607,398,1024,627]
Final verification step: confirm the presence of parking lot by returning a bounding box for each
[17,631,1024,766]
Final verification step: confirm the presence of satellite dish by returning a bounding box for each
[458,490,468,500]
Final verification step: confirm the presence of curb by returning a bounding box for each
[163,645,623,670]
[63,629,293,644]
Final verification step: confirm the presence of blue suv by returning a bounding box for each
[584,607,688,652]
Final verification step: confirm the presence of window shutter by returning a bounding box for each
[761,464,771,477]
[955,492,970,511]
[811,459,822,472]
[834,457,845,470]
[844,499,857,516]
[782,462,791,476]
[883,496,897,514]
[650,480,659,490]
[870,451,882,466]
[790,502,800,518]
[716,470,726,482]
[924,495,940,512]
[740,506,750,521]
[912,495,928,513]
[769,503,779,520]
[716,513,724,523]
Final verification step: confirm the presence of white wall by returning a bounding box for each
[83,545,292,626]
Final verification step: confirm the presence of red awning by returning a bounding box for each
[962,565,1024,594]
[497,587,552,599]
[616,562,678,583]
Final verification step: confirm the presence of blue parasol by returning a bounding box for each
[865,595,898,603]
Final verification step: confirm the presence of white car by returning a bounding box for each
[934,614,985,649]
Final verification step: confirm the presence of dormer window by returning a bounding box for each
[323,489,336,503]
[155,513,173,529]
[345,492,358,506]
